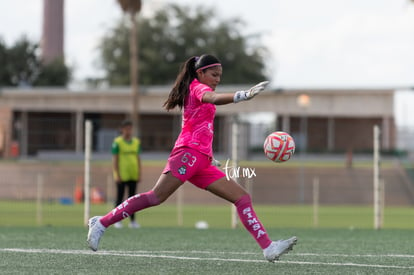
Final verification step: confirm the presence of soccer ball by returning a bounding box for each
[263,131,295,162]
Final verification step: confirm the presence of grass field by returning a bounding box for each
[1,226,413,274]
[1,203,414,274]
[1,201,414,229]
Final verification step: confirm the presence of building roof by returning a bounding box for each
[0,86,395,117]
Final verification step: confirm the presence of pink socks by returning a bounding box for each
[235,194,272,249]
[100,190,160,228]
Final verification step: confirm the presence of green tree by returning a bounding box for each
[0,36,71,87]
[0,39,11,86]
[99,4,269,85]
[6,36,40,86]
[34,58,71,86]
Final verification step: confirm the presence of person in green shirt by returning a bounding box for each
[111,120,142,228]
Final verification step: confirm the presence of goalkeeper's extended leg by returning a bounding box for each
[207,178,297,262]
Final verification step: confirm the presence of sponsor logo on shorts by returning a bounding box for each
[178,165,187,175]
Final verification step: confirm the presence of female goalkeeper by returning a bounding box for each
[87,54,297,262]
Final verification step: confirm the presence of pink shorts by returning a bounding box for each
[163,147,225,189]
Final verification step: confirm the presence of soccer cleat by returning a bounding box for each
[263,236,298,262]
[87,216,106,251]
[129,220,140,229]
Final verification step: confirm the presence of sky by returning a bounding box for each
[1,0,414,125]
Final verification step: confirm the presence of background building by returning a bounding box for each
[0,86,395,158]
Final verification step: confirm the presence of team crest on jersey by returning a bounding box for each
[178,165,187,175]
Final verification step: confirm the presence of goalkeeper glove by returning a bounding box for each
[233,81,269,103]
[211,158,222,167]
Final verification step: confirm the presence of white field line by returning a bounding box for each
[1,248,414,270]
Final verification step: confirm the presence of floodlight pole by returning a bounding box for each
[130,9,140,137]
[118,0,141,137]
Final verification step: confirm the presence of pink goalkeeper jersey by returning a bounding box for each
[173,78,216,157]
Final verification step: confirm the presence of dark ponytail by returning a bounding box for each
[163,54,221,111]
[163,56,198,111]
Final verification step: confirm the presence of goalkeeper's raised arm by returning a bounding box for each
[201,81,270,105]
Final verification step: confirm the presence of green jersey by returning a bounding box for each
[112,136,141,181]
